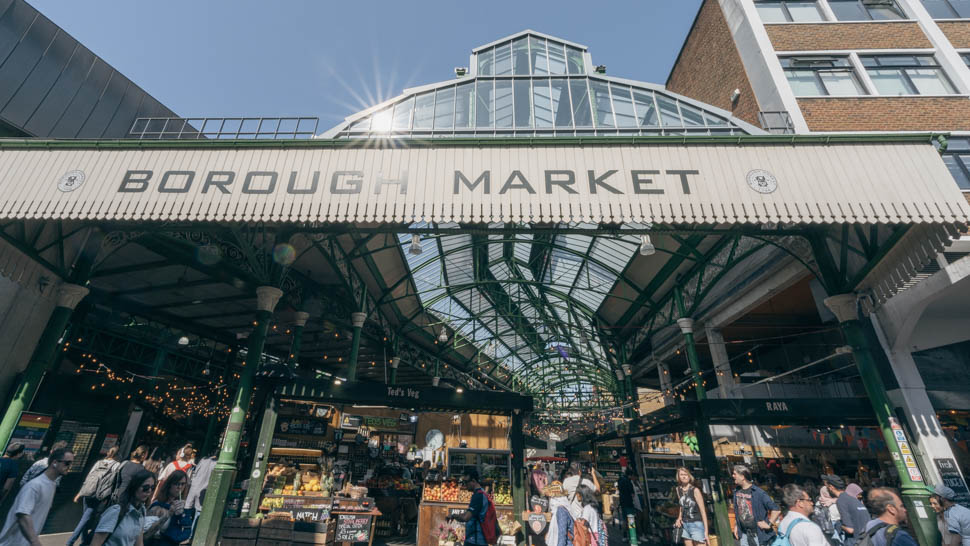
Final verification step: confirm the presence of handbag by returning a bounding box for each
[672,525,683,544]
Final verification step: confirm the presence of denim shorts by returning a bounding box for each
[682,521,706,542]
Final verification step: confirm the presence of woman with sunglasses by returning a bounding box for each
[145,471,191,546]
[90,470,155,546]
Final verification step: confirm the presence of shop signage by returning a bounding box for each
[934,458,970,508]
[765,401,790,412]
[447,507,465,517]
[530,496,549,512]
[8,413,51,455]
[528,513,548,534]
[340,414,363,430]
[292,507,330,522]
[335,514,372,543]
[5,142,964,226]
[387,386,420,401]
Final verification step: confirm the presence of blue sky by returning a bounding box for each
[28,1,703,131]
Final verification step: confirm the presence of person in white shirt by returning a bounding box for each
[777,484,828,546]
[577,485,607,546]
[0,448,75,546]
[560,463,599,520]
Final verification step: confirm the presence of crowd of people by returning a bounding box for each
[0,441,217,546]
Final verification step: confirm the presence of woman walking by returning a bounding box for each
[673,467,709,546]
[90,470,156,546]
[577,484,608,546]
[145,471,191,546]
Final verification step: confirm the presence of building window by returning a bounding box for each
[962,52,970,66]
[828,0,906,20]
[942,138,970,190]
[921,0,970,18]
[780,56,867,96]
[755,1,826,22]
[859,55,956,95]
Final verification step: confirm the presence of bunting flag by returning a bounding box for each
[835,430,843,442]
[849,426,858,437]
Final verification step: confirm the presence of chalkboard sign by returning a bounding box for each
[530,495,549,512]
[448,507,465,518]
[292,507,330,522]
[935,458,970,508]
[335,514,372,542]
[527,513,548,535]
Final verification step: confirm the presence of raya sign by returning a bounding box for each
[0,141,964,225]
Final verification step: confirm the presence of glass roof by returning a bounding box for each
[324,30,759,138]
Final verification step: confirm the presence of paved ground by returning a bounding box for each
[39,532,71,546]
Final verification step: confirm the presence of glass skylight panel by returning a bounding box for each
[566,46,585,74]
[656,95,683,127]
[590,80,615,128]
[533,80,554,128]
[530,36,549,75]
[569,80,593,127]
[478,48,494,76]
[455,83,474,129]
[610,84,637,128]
[349,116,370,132]
[391,97,414,131]
[434,87,456,130]
[371,109,393,132]
[413,93,435,129]
[514,80,532,128]
[495,81,513,128]
[476,80,494,128]
[550,79,573,128]
[495,43,512,75]
[632,89,659,127]
[547,42,567,75]
[680,102,706,126]
[512,37,530,75]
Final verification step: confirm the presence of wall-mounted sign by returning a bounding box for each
[8,413,52,456]
[935,458,970,508]
[340,414,363,431]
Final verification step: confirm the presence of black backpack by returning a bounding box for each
[859,522,899,546]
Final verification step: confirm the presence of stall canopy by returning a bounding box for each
[0,31,967,417]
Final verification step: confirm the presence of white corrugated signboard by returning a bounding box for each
[0,141,967,225]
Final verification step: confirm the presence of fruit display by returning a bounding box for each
[492,481,512,505]
[422,481,470,503]
[365,476,416,492]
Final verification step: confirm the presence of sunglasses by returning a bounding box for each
[57,459,73,467]
[139,484,154,492]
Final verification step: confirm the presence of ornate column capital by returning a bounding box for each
[255,286,283,313]
[614,368,625,381]
[432,376,440,387]
[622,364,633,377]
[390,357,400,369]
[823,294,859,323]
[293,311,310,327]
[351,312,367,328]
[676,317,695,335]
[56,284,89,310]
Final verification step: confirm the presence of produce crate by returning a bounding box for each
[220,518,260,540]
[292,530,330,544]
[221,540,256,546]
[255,540,292,546]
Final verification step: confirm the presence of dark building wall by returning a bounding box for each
[665,0,762,127]
[0,0,178,138]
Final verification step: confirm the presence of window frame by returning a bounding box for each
[941,138,970,191]
[755,0,828,22]
[826,0,907,21]
[920,0,970,19]
[779,55,868,96]
[858,53,957,95]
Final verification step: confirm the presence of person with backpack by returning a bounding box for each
[113,447,149,504]
[67,447,121,546]
[674,467,709,545]
[20,441,69,487]
[823,475,870,546]
[89,470,156,546]
[144,471,190,546]
[732,464,781,546]
[446,468,500,546]
[859,488,916,546]
[576,484,608,546]
[775,484,827,546]
[815,485,843,544]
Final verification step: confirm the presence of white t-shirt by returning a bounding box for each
[0,474,57,546]
[581,505,602,534]
[562,476,597,519]
[778,511,827,546]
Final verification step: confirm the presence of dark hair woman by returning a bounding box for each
[145,470,192,546]
[577,485,607,546]
[90,469,155,546]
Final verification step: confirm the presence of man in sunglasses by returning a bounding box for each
[0,447,74,546]
[777,484,827,546]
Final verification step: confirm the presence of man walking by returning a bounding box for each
[732,465,781,546]
[20,441,68,486]
[777,484,827,546]
[823,474,870,546]
[0,447,74,546]
[618,468,638,542]
[445,468,493,546]
[934,484,970,545]
[860,488,917,546]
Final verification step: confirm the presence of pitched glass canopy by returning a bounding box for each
[328,31,761,410]
[324,30,759,139]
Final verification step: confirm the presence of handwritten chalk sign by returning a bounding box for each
[335,514,372,543]
[292,507,330,522]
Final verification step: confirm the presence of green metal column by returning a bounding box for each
[389,357,399,385]
[510,411,526,546]
[0,284,89,451]
[347,286,367,382]
[241,311,308,517]
[824,294,939,546]
[675,289,732,546]
[194,286,282,546]
[201,349,238,458]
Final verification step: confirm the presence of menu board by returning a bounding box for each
[292,507,330,522]
[335,514,372,543]
[8,413,51,456]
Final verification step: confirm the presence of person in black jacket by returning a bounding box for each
[618,468,637,542]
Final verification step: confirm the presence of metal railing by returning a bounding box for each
[129,117,319,140]
[757,111,795,134]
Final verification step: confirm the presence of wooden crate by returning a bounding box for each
[255,540,292,546]
[221,539,256,546]
[292,530,330,544]
[257,527,293,541]
[220,518,260,540]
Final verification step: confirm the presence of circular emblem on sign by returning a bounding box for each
[58,170,86,193]
[746,169,777,194]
